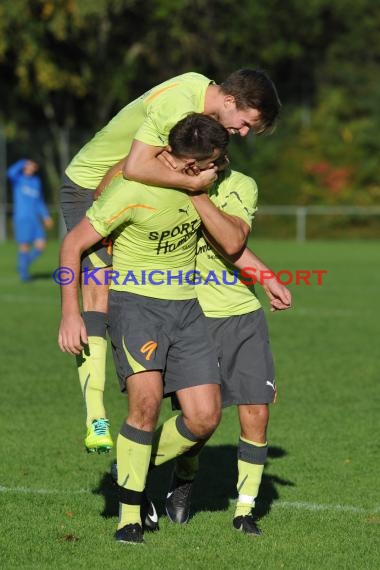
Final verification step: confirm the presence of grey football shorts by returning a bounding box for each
[108,290,221,395]
[60,173,112,270]
[206,308,276,406]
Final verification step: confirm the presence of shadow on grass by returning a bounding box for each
[93,444,294,521]
[30,272,54,281]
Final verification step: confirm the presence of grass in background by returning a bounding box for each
[0,239,379,569]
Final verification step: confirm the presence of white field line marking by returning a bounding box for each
[0,485,89,495]
[228,497,378,513]
[273,501,378,514]
[1,485,378,512]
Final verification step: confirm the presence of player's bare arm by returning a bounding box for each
[202,235,292,311]
[234,248,292,311]
[191,194,250,256]
[94,149,180,200]
[58,218,104,355]
[123,139,218,192]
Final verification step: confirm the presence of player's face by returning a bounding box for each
[23,161,39,176]
[219,96,262,137]
[177,147,222,171]
[213,154,229,171]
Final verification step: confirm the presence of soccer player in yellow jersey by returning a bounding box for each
[160,164,292,535]
[60,69,281,452]
[59,115,254,544]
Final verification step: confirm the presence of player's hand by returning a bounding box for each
[187,166,218,193]
[273,384,278,404]
[58,314,88,355]
[182,163,202,176]
[156,148,178,170]
[262,281,292,312]
[44,217,54,230]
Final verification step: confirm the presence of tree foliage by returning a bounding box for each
[1,0,379,206]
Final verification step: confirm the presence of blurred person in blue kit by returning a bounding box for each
[7,158,54,281]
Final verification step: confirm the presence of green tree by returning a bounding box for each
[1,0,380,212]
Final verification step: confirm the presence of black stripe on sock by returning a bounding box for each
[120,422,154,445]
[238,439,268,465]
[119,486,143,505]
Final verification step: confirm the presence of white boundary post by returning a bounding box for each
[296,206,307,242]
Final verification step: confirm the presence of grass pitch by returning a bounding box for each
[0,239,379,569]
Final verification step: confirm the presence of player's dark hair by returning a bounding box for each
[220,69,281,134]
[169,113,229,159]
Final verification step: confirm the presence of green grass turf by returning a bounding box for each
[0,239,379,569]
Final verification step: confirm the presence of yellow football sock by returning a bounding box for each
[235,438,268,518]
[76,311,107,426]
[174,436,210,480]
[77,336,107,426]
[150,415,199,468]
[117,422,153,529]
